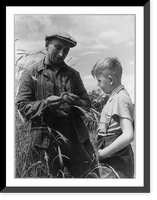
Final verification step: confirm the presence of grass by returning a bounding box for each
[15,109,32,178]
[15,105,99,178]
[15,108,71,178]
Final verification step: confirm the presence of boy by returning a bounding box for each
[91,57,134,178]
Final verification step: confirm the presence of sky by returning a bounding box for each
[15,14,135,102]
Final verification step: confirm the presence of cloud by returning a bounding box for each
[81,51,100,56]
[99,31,120,40]
[122,74,134,103]
[82,75,98,92]
[127,41,135,46]
[89,44,109,50]
[83,74,94,80]
[15,14,134,52]
[99,30,132,45]
[15,15,79,41]
[97,16,135,45]
[129,61,134,65]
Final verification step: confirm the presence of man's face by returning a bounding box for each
[46,38,70,64]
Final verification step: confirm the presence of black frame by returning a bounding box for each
[0,1,153,195]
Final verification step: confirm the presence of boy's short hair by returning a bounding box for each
[91,57,123,80]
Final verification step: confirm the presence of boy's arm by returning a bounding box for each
[98,117,134,160]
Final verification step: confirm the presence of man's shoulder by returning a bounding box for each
[65,63,79,75]
[25,58,45,74]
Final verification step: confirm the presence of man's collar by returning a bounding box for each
[36,58,46,72]
[44,59,67,71]
[36,57,67,72]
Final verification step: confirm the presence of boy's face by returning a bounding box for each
[96,74,113,94]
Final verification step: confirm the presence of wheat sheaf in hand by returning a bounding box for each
[61,92,80,105]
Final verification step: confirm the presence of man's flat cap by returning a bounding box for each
[45,32,77,48]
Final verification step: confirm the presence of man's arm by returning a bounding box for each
[16,69,45,121]
[16,69,61,121]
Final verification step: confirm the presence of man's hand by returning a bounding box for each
[61,93,80,105]
[45,93,80,112]
[45,95,62,112]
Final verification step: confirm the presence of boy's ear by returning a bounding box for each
[108,75,113,85]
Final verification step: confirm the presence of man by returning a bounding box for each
[16,32,99,178]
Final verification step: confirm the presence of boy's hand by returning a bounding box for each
[94,151,101,162]
[94,149,108,162]
[97,149,108,161]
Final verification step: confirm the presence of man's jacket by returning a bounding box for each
[16,58,91,148]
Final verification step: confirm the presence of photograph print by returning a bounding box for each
[15,13,135,179]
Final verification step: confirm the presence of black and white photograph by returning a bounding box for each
[15,13,135,179]
[4,4,150,193]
